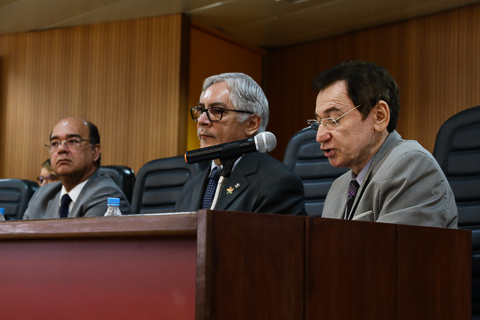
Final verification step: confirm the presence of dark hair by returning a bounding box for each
[87,121,101,166]
[312,60,399,133]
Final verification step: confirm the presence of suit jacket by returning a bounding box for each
[175,152,306,216]
[322,131,458,228]
[24,170,132,219]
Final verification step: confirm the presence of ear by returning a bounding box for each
[373,100,390,132]
[92,144,101,162]
[245,114,261,137]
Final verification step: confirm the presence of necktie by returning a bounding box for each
[345,179,360,219]
[59,194,72,218]
[202,167,221,209]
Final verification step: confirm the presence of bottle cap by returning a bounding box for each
[0,208,4,215]
[107,198,120,206]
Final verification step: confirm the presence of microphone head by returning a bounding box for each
[254,131,276,153]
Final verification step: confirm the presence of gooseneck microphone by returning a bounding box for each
[184,131,277,164]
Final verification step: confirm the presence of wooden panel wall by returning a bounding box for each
[265,3,480,160]
[187,22,265,151]
[0,14,190,180]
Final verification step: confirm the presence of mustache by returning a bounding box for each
[197,130,217,140]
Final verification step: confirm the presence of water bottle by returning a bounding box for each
[0,208,5,221]
[104,198,122,217]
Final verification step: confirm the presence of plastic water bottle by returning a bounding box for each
[0,208,4,221]
[104,198,122,217]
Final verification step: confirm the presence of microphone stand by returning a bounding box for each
[209,143,243,210]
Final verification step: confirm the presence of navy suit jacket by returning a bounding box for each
[175,152,306,216]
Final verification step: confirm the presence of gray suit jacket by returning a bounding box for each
[322,131,458,228]
[175,152,306,216]
[24,170,132,219]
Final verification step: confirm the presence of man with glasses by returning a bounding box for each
[24,117,132,219]
[309,61,457,228]
[175,73,306,216]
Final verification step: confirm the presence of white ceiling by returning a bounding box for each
[0,0,478,48]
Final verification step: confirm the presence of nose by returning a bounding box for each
[197,111,211,126]
[41,180,47,186]
[316,127,331,144]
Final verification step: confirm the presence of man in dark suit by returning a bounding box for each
[24,117,132,219]
[175,73,306,216]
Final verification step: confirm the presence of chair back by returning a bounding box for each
[98,165,135,204]
[0,179,39,220]
[131,155,209,214]
[432,105,480,316]
[283,127,348,216]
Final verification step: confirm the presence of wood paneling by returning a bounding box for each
[265,3,480,160]
[0,14,190,180]
[187,23,264,152]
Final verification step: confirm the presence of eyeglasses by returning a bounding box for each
[45,138,92,152]
[190,105,254,122]
[37,174,58,184]
[307,104,362,131]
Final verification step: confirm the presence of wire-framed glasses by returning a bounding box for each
[190,105,254,122]
[45,138,92,152]
[307,104,362,131]
[37,174,58,184]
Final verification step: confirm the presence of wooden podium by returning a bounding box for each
[0,211,471,319]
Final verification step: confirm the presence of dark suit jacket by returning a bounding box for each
[23,170,132,219]
[175,152,306,216]
[322,131,458,228]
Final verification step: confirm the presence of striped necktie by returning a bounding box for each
[344,179,360,219]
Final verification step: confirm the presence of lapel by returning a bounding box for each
[190,168,211,210]
[70,170,99,217]
[327,174,351,219]
[214,153,260,210]
[350,131,402,215]
[44,183,63,218]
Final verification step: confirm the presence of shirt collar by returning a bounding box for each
[59,179,89,206]
[210,156,243,173]
[350,157,373,186]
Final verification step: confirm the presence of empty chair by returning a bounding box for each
[98,165,135,204]
[283,127,348,216]
[432,105,480,317]
[0,179,39,220]
[131,155,209,214]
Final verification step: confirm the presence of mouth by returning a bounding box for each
[321,148,335,158]
[56,159,71,165]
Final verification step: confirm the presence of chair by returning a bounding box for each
[283,127,348,216]
[98,165,136,204]
[131,155,209,214]
[0,179,39,220]
[432,105,480,317]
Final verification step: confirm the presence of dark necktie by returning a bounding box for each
[202,167,221,209]
[59,194,72,218]
[345,179,360,219]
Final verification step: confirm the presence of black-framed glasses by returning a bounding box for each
[307,104,362,131]
[37,174,58,184]
[190,105,254,122]
[45,138,92,152]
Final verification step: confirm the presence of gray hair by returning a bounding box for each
[201,73,269,132]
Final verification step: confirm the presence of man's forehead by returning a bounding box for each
[51,118,88,137]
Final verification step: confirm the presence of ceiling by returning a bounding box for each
[0,0,478,48]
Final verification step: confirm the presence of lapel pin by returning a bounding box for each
[235,183,240,188]
[226,186,234,194]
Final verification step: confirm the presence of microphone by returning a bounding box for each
[184,131,277,164]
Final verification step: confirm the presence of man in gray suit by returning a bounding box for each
[175,73,306,216]
[308,61,457,228]
[24,117,132,219]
